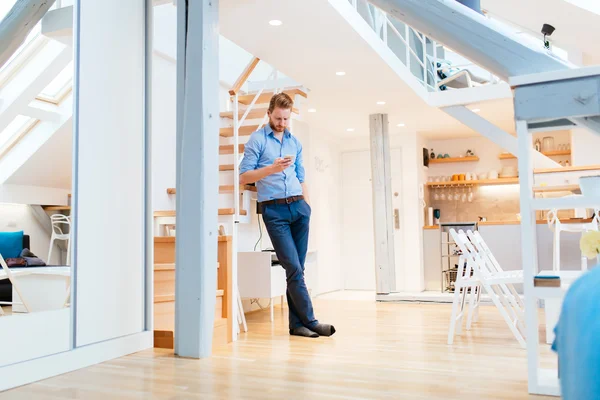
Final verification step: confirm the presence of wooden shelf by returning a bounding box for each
[43,206,71,211]
[429,156,479,164]
[534,164,600,174]
[426,178,519,187]
[533,184,580,193]
[499,150,572,159]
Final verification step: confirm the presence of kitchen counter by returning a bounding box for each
[422,220,591,291]
[424,218,593,228]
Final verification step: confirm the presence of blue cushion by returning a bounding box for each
[0,231,24,259]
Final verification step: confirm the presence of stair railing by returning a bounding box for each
[229,58,282,220]
[348,0,500,92]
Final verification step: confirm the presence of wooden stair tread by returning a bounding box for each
[166,185,257,195]
[235,88,308,105]
[155,294,174,303]
[219,185,257,193]
[220,107,299,120]
[154,290,224,304]
[154,263,220,271]
[220,164,234,171]
[219,125,258,137]
[154,235,232,242]
[219,144,245,154]
[154,209,247,217]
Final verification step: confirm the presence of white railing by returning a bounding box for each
[348,0,500,92]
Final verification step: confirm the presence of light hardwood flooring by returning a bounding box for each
[2,299,555,399]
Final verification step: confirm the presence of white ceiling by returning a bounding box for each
[220,0,516,139]
[482,0,600,65]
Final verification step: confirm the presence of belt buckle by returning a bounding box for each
[286,197,292,204]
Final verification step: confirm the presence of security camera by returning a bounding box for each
[541,23,555,49]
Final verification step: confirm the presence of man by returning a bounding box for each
[239,93,335,338]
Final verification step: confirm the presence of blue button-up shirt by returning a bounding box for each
[239,125,305,203]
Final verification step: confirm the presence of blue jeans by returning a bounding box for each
[262,199,318,330]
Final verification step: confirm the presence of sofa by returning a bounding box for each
[0,234,31,303]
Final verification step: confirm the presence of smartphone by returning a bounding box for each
[284,154,294,162]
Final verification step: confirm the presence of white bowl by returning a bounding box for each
[579,175,600,197]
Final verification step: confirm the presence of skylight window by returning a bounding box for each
[0,115,38,158]
[37,61,73,103]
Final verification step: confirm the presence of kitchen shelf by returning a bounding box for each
[426,178,519,187]
[499,150,571,159]
[532,184,580,193]
[534,164,600,174]
[429,156,479,164]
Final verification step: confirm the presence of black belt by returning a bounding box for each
[260,195,304,206]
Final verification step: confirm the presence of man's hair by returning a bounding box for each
[268,92,294,113]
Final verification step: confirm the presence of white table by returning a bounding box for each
[536,270,583,344]
[0,267,71,313]
[238,251,317,322]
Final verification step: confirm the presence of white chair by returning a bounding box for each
[447,253,480,344]
[0,253,31,315]
[447,229,526,348]
[547,208,599,272]
[47,214,72,265]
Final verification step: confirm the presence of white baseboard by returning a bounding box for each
[0,331,153,392]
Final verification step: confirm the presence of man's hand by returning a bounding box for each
[240,157,293,185]
[271,157,293,173]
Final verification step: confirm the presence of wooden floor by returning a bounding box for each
[2,299,555,399]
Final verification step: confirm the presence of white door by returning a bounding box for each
[341,148,403,291]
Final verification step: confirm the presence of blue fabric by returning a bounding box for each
[0,231,24,259]
[239,125,305,202]
[552,264,600,399]
[261,200,317,330]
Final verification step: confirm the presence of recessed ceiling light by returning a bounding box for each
[336,71,346,76]
[307,108,317,113]
[471,108,481,113]
[269,20,283,26]
[346,128,355,132]
[397,123,405,127]
[377,101,386,105]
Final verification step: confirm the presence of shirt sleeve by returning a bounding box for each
[295,138,305,183]
[239,133,261,175]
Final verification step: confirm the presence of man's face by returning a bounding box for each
[268,107,291,133]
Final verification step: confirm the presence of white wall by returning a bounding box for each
[340,131,425,292]
[425,130,572,179]
[152,54,177,212]
[571,127,600,166]
[75,0,146,346]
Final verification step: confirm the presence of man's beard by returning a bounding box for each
[269,120,285,133]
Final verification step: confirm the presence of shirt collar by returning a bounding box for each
[265,124,291,137]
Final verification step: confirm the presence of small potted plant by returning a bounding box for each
[580,231,600,260]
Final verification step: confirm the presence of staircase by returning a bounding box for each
[153,235,232,349]
[156,57,308,226]
[154,57,308,340]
